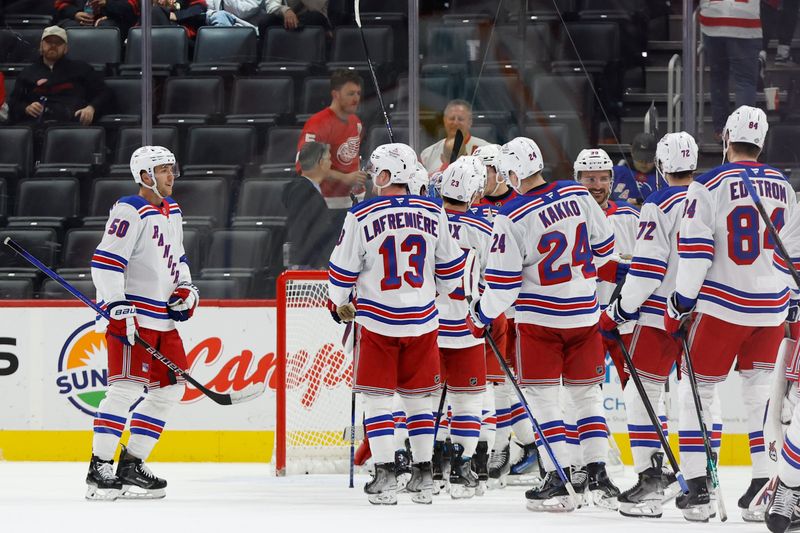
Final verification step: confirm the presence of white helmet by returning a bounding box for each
[130,145,178,198]
[440,156,486,204]
[498,137,544,191]
[408,162,429,196]
[656,132,698,174]
[573,148,613,181]
[723,105,768,153]
[473,143,501,169]
[367,143,417,189]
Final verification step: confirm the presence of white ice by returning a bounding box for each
[0,462,768,533]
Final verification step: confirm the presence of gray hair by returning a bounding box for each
[444,99,472,114]
[298,142,330,172]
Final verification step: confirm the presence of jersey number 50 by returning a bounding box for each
[378,235,426,290]
[727,205,784,265]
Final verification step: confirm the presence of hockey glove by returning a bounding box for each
[167,282,199,322]
[599,297,639,340]
[788,299,800,323]
[664,292,695,337]
[107,301,138,345]
[466,299,490,338]
[597,259,630,284]
[327,299,356,323]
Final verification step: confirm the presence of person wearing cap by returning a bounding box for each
[8,26,109,126]
[611,132,666,206]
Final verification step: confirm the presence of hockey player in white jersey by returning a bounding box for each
[327,143,466,505]
[599,131,699,518]
[465,137,622,512]
[433,156,492,499]
[664,106,797,521]
[86,146,199,500]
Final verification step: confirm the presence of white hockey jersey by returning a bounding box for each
[92,195,191,332]
[597,200,639,308]
[699,0,761,39]
[478,181,615,329]
[328,195,466,338]
[619,186,688,330]
[675,162,796,327]
[436,209,492,348]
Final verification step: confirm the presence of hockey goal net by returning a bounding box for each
[275,270,354,475]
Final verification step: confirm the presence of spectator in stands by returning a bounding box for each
[282,142,339,269]
[0,72,7,123]
[55,0,140,37]
[150,0,207,40]
[761,0,799,64]
[205,0,260,33]
[264,0,329,31]
[699,0,761,138]
[296,69,367,211]
[611,132,665,206]
[8,26,109,126]
[419,99,488,172]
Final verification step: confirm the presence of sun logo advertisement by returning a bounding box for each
[56,321,109,417]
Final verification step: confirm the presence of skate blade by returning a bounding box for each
[85,485,120,501]
[681,504,712,522]
[740,507,765,522]
[367,491,398,505]
[525,495,576,513]
[591,489,620,511]
[487,477,507,490]
[409,489,432,505]
[450,484,476,499]
[396,473,411,493]
[507,473,542,486]
[619,501,663,518]
[475,481,487,497]
[118,485,166,499]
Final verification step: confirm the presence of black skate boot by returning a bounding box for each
[736,477,769,522]
[116,445,167,499]
[474,440,489,496]
[449,443,479,499]
[431,440,449,494]
[766,479,800,533]
[488,443,511,489]
[587,461,620,510]
[394,445,412,493]
[676,476,712,522]
[509,442,542,485]
[406,461,433,504]
[525,468,576,512]
[570,466,589,509]
[618,454,674,518]
[364,462,397,505]
[85,455,122,501]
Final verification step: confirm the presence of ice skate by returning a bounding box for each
[474,440,489,496]
[676,476,712,522]
[618,454,675,518]
[449,443,479,499]
[737,477,769,522]
[525,469,576,513]
[766,479,800,533]
[508,442,542,486]
[587,461,620,510]
[406,462,433,504]
[115,445,167,499]
[431,440,450,494]
[394,446,412,493]
[570,466,590,508]
[487,443,510,489]
[85,455,122,501]
[364,462,397,505]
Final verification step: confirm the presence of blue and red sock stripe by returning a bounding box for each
[577,416,608,441]
[534,419,566,445]
[365,413,395,439]
[407,413,435,436]
[130,413,165,440]
[450,415,481,438]
[93,412,127,437]
[749,430,765,454]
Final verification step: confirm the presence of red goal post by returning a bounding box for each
[275,270,354,476]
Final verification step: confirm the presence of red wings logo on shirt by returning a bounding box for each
[337,136,361,166]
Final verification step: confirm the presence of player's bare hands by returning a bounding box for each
[74,105,95,126]
[343,171,367,187]
[284,9,299,29]
[25,101,44,118]
[75,11,94,24]
[337,303,356,323]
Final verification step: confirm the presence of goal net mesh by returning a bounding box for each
[277,272,354,475]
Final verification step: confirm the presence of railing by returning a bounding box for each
[667,53,682,133]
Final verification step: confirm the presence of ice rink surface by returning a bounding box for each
[0,462,770,533]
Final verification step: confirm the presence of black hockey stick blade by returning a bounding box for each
[450,129,465,164]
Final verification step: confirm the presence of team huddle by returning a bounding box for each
[326,105,800,532]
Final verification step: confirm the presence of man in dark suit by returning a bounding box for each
[282,141,339,269]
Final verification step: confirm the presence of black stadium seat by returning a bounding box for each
[193,278,247,299]
[199,228,273,297]
[110,127,180,177]
[64,27,121,73]
[423,24,482,66]
[484,24,554,72]
[122,27,188,76]
[0,178,7,222]
[182,126,256,178]
[297,77,333,121]
[8,178,80,232]
[190,27,258,75]
[530,75,593,117]
[173,178,230,228]
[158,76,225,126]
[85,179,138,227]
[0,279,34,299]
[366,126,410,156]
[258,26,327,78]
[40,277,96,300]
[227,77,294,128]
[181,227,204,271]
[766,124,800,168]
[233,179,289,228]
[260,127,302,176]
[553,22,620,71]
[35,126,106,179]
[99,77,142,127]
[59,228,104,274]
[0,127,33,190]
[0,228,59,275]
[327,26,394,84]
[0,28,42,75]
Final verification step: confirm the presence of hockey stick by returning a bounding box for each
[354,0,394,143]
[449,129,464,165]
[612,332,689,493]
[680,335,728,521]
[3,237,265,406]
[349,390,356,488]
[432,386,448,442]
